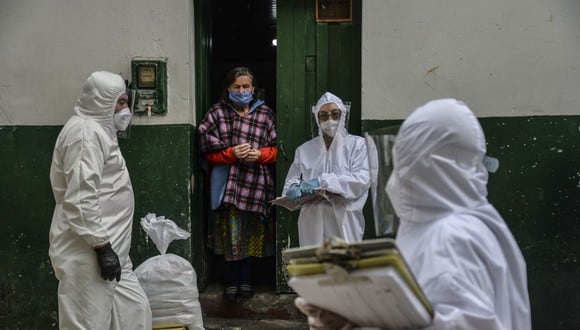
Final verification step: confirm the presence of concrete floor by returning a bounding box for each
[198,283,309,330]
[203,317,308,330]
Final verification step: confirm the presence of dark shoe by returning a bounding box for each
[223,286,238,302]
[239,284,253,299]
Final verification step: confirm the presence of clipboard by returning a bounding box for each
[270,189,332,211]
[283,238,433,329]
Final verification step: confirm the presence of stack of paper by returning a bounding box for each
[270,189,332,211]
[283,238,433,329]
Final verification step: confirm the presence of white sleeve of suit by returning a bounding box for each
[409,226,509,330]
[60,131,109,247]
[282,152,304,196]
[423,272,504,330]
[320,138,370,200]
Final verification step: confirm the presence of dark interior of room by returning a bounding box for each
[209,0,277,110]
[207,0,277,289]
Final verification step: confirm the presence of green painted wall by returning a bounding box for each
[363,115,580,330]
[0,126,59,329]
[0,124,202,329]
[1,115,579,329]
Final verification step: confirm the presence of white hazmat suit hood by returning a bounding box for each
[49,71,151,329]
[283,92,370,246]
[312,91,349,139]
[74,71,125,139]
[387,99,530,329]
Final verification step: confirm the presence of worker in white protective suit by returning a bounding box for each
[282,92,370,246]
[295,99,531,329]
[49,71,152,329]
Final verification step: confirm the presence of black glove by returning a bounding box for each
[94,242,121,282]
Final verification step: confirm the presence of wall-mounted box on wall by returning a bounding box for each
[131,57,168,115]
[316,0,352,23]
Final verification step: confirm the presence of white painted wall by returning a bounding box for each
[362,0,580,119]
[4,1,579,124]
[0,0,195,125]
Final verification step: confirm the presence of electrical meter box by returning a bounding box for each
[131,58,167,115]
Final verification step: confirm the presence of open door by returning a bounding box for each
[275,0,362,292]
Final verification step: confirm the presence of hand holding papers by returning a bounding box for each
[295,297,355,330]
[283,237,434,329]
[270,189,332,211]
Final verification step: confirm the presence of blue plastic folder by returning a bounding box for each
[210,164,229,210]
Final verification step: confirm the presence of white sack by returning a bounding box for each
[135,213,204,330]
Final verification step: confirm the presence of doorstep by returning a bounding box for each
[198,283,305,321]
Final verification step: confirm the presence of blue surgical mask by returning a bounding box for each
[228,91,253,106]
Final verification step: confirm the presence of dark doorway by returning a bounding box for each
[209,0,277,111]
[206,0,277,289]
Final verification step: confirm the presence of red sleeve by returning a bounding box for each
[259,146,277,164]
[204,147,236,165]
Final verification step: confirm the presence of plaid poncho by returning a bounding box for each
[199,100,277,217]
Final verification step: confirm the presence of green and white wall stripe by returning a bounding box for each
[362,1,580,328]
[0,1,201,327]
[0,0,579,328]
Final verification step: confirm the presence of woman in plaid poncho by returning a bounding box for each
[198,67,277,301]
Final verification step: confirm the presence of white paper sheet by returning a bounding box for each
[288,266,432,329]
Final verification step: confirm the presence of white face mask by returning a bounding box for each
[113,107,132,131]
[320,119,339,137]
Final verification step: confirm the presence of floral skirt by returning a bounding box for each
[208,205,275,261]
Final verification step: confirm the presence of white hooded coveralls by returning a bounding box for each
[283,92,370,246]
[49,71,151,330]
[387,99,531,329]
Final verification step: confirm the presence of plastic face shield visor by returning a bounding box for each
[310,101,351,137]
[116,89,136,139]
[364,126,501,237]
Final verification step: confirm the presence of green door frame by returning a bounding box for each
[193,0,211,289]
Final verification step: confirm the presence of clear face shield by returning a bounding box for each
[364,125,400,237]
[116,89,136,139]
[310,101,351,137]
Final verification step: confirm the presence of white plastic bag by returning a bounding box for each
[134,213,205,330]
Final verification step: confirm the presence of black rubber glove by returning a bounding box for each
[94,242,121,282]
